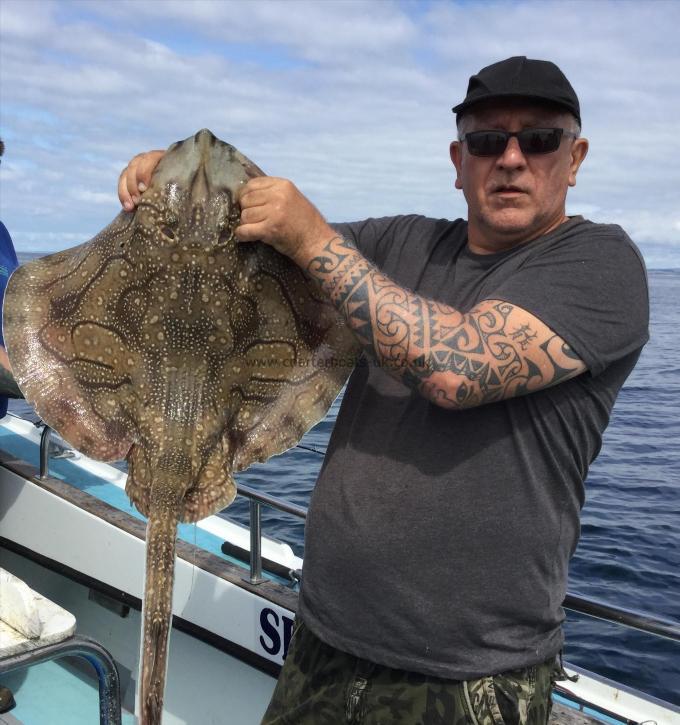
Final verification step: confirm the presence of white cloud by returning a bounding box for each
[72,189,118,205]
[0,0,679,266]
[84,0,420,65]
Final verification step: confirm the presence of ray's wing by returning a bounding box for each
[3,214,138,461]
[221,243,359,474]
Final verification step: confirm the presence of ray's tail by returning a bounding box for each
[138,486,183,725]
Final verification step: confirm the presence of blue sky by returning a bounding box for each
[1,0,679,267]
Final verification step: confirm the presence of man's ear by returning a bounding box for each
[450,141,463,190]
[568,138,589,187]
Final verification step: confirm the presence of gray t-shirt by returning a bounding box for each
[297,215,649,679]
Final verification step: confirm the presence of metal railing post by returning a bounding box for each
[235,483,307,586]
[39,425,52,479]
[247,499,265,585]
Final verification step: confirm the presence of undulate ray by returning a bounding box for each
[3,129,359,725]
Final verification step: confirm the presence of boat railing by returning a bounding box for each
[234,481,680,645]
[235,483,306,585]
[37,425,680,644]
[0,635,122,725]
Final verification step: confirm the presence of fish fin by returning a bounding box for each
[231,367,350,471]
[180,439,236,523]
[229,250,359,471]
[128,442,236,524]
[126,445,152,518]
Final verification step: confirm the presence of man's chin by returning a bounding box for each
[481,210,534,239]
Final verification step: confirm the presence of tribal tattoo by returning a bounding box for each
[306,235,586,409]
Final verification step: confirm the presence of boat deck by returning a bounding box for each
[0,699,626,725]
[551,702,605,724]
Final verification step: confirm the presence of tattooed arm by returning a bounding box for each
[235,177,586,409]
[306,235,586,409]
[0,345,22,398]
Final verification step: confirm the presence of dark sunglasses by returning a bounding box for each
[461,128,578,157]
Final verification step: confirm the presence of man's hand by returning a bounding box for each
[237,177,336,267]
[118,150,165,210]
[116,152,333,269]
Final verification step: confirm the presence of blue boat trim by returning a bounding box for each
[552,692,629,725]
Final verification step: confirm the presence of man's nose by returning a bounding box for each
[496,136,527,169]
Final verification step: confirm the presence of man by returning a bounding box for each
[119,57,649,724]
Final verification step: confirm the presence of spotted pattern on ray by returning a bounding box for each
[3,129,359,724]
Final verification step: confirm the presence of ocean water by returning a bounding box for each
[9,255,680,705]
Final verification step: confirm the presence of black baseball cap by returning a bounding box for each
[452,56,581,126]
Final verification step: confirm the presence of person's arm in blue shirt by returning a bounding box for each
[0,221,22,399]
[0,346,21,398]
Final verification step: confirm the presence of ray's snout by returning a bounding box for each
[142,130,266,251]
[193,128,218,147]
[191,130,221,203]
[147,130,265,234]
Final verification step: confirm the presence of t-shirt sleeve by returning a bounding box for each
[489,225,649,378]
[332,215,435,269]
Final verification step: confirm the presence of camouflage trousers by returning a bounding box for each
[261,621,559,725]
